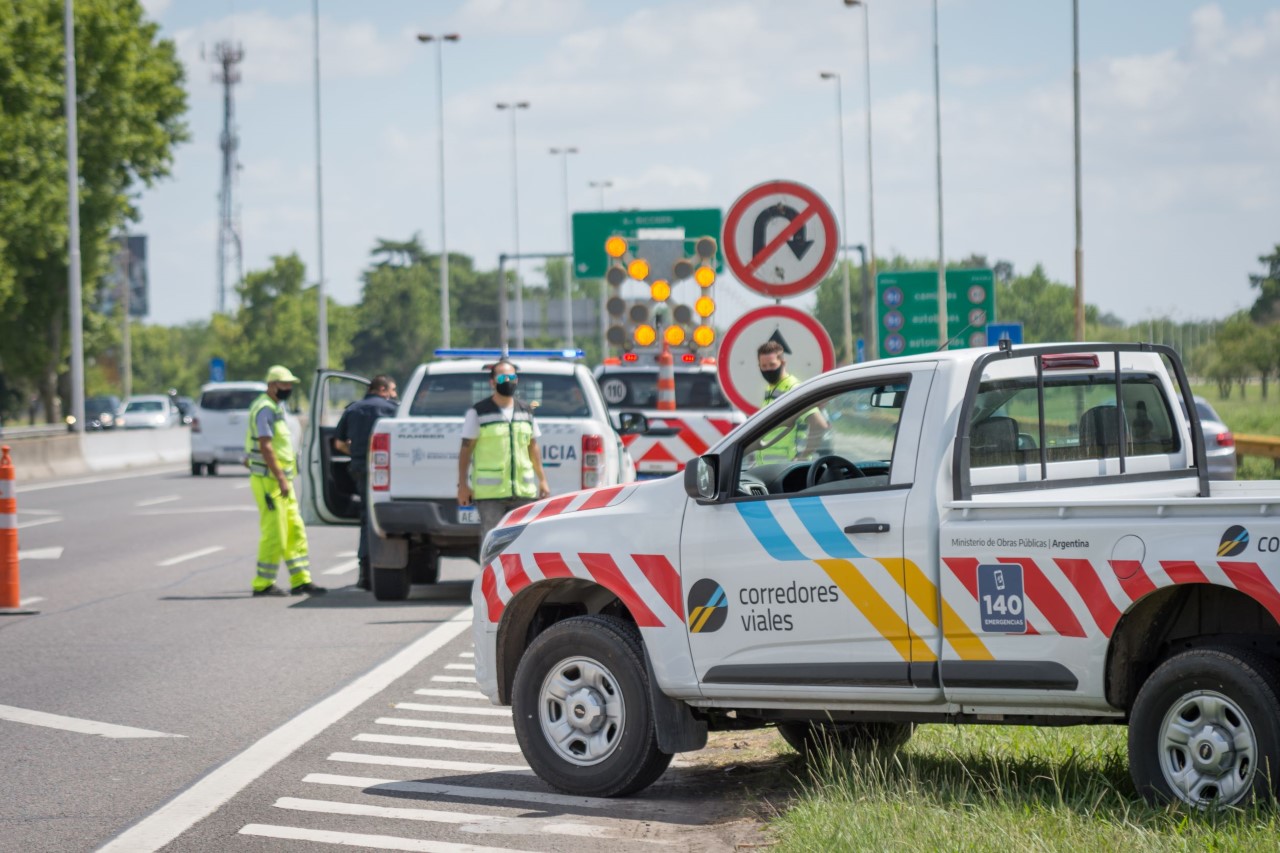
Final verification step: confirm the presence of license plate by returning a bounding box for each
[457,506,479,524]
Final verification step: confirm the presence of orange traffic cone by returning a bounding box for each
[1,446,38,615]
[656,344,676,411]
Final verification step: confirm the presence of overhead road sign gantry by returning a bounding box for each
[877,268,995,359]
[722,180,839,299]
[717,305,836,415]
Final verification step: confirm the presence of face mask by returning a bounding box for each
[276,387,293,401]
[494,380,518,397]
[760,367,783,385]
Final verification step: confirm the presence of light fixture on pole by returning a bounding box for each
[312,0,328,369]
[496,101,530,348]
[417,32,460,348]
[844,0,878,358]
[588,179,612,211]
[550,147,579,348]
[64,0,85,434]
[820,71,853,365]
[931,0,946,348]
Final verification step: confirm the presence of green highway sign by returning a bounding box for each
[571,208,722,278]
[877,269,996,359]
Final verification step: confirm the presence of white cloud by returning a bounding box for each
[452,0,585,35]
[141,0,171,19]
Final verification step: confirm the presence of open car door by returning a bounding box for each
[300,369,369,526]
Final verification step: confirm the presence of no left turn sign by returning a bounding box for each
[722,180,839,299]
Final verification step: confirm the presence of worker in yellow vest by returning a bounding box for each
[456,360,551,548]
[755,340,828,464]
[246,365,326,597]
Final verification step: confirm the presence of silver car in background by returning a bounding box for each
[1184,396,1236,480]
[119,395,180,429]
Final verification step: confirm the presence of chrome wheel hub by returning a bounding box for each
[538,655,624,766]
[1159,689,1256,806]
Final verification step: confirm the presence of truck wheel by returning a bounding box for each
[777,720,914,758]
[191,461,204,476]
[1129,647,1280,808]
[408,541,440,585]
[511,615,672,797]
[371,567,410,602]
[206,462,218,476]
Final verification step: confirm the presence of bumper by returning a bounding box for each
[1206,449,1236,481]
[471,577,502,704]
[191,445,249,465]
[372,498,482,547]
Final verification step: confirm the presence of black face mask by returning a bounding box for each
[760,367,783,385]
[276,387,293,401]
[494,380,518,397]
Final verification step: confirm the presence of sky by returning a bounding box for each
[134,0,1280,334]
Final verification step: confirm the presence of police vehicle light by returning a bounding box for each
[622,352,639,362]
[664,326,686,346]
[695,296,715,317]
[650,280,671,301]
[693,325,715,347]
[605,236,627,258]
[694,266,715,287]
[628,259,649,280]
[681,353,697,363]
[1042,353,1100,370]
[634,324,657,346]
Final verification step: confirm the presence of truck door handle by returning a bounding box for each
[844,522,891,534]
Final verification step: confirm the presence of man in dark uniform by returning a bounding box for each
[333,374,398,590]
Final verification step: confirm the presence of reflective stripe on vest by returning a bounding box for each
[245,394,295,476]
[757,374,801,463]
[471,399,537,500]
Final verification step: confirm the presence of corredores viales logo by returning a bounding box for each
[1218,525,1249,558]
[686,579,728,633]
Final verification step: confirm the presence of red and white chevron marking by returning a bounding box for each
[622,416,737,475]
[498,484,637,529]
[944,556,1280,639]
[479,550,683,626]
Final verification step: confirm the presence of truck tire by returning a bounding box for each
[191,461,204,476]
[372,567,410,602]
[511,615,672,797]
[777,720,914,758]
[1129,646,1280,808]
[408,541,440,585]
[206,462,218,476]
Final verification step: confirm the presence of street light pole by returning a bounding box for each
[588,179,612,357]
[820,71,853,365]
[1072,0,1085,342]
[312,0,328,369]
[550,147,578,348]
[588,179,612,211]
[418,33,460,348]
[931,0,947,348]
[64,0,84,433]
[846,0,878,358]
[496,101,530,348]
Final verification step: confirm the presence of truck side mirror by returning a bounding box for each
[684,454,719,501]
[617,411,650,435]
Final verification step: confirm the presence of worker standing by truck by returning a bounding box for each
[333,374,398,591]
[456,360,551,547]
[756,340,828,463]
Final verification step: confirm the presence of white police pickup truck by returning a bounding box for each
[299,350,636,601]
[474,342,1280,808]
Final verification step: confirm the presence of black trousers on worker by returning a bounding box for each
[353,463,372,589]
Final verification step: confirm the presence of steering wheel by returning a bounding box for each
[805,455,865,489]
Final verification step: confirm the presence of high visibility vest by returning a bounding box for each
[756,374,801,464]
[246,394,295,477]
[471,398,537,500]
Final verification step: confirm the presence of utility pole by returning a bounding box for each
[312,0,328,369]
[211,41,243,315]
[64,0,84,433]
[1072,0,1085,342]
[932,0,947,348]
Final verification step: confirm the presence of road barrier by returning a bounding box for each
[1235,434,1280,475]
[2,428,191,482]
[0,446,37,615]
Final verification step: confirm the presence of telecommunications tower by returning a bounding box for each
[212,41,244,314]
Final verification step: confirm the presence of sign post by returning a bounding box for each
[876,269,995,358]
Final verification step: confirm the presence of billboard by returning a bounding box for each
[101,235,148,318]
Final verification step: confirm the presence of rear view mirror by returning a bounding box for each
[683,455,719,501]
[617,411,649,436]
[871,386,906,409]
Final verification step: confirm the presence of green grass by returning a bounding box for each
[1192,384,1280,437]
[769,725,1280,852]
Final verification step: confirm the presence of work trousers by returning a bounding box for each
[477,496,536,553]
[250,473,313,591]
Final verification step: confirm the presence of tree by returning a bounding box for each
[0,0,187,419]
[996,264,1099,343]
[1248,244,1280,323]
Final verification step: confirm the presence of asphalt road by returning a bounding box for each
[1,466,758,853]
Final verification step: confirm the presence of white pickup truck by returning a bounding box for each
[299,350,636,601]
[474,342,1280,808]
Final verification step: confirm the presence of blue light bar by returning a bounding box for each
[433,348,586,360]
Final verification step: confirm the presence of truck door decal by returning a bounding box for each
[997,558,1087,638]
[1055,558,1124,636]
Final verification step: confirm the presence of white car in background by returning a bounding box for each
[190,381,267,476]
[120,395,179,430]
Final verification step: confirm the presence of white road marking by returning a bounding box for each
[0,704,183,739]
[376,717,513,735]
[136,506,256,516]
[272,797,653,842]
[135,495,180,507]
[394,702,511,717]
[156,546,225,567]
[445,663,475,670]
[430,675,476,684]
[97,610,473,853]
[15,517,60,530]
[321,559,359,576]
[19,597,45,607]
[337,550,357,557]
[240,824,532,853]
[305,773,613,810]
[15,465,185,494]
[415,688,486,700]
[17,508,61,516]
[17,546,63,560]
[352,733,521,754]
[327,752,530,774]
[232,482,251,490]
[458,652,474,658]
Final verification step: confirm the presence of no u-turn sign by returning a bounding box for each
[722,180,839,299]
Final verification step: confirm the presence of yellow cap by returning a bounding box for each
[266,365,301,383]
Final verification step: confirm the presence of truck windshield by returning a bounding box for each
[597,372,731,409]
[199,389,261,411]
[410,372,590,418]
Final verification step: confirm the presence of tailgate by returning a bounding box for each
[386,418,465,500]
[536,420,588,495]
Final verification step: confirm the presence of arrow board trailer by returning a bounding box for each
[722,180,839,298]
[717,305,836,415]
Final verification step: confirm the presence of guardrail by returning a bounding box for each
[0,425,67,440]
[1235,434,1280,474]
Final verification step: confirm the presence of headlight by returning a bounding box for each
[100,413,114,425]
[479,524,526,568]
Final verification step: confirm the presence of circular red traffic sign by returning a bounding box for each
[717,305,837,415]
[722,180,840,299]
